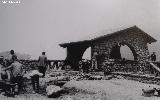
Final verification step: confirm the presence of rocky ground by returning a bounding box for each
[1,69,160,100]
[1,77,160,100]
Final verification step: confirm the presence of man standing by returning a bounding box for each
[5,59,23,94]
[38,52,47,77]
[10,50,17,63]
[0,56,8,80]
[151,52,156,61]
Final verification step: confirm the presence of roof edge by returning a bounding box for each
[59,25,157,47]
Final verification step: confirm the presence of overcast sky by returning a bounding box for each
[0,0,160,60]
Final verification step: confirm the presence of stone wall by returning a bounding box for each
[91,28,150,68]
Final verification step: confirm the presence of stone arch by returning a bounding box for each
[82,47,91,60]
[109,42,138,60]
[120,44,134,60]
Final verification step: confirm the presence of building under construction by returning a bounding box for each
[60,26,157,70]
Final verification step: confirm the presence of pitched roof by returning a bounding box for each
[60,25,157,48]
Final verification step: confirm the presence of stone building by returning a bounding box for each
[60,26,156,70]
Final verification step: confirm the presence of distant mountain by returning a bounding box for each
[0,51,31,60]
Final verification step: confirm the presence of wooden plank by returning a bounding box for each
[149,62,160,72]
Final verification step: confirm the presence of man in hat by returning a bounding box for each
[38,52,47,77]
[151,52,156,62]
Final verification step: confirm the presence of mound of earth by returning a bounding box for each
[0,51,31,60]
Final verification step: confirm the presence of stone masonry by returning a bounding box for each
[60,26,156,70]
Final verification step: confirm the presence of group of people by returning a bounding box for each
[0,50,23,94]
[78,59,91,73]
[0,50,48,95]
[0,49,158,95]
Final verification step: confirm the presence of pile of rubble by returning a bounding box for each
[41,71,113,98]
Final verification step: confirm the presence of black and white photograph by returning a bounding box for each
[0,0,160,100]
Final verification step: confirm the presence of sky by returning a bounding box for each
[0,0,160,60]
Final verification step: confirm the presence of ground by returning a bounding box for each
[64,79,160,100]
[1,78,160,100]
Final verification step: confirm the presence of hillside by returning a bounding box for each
[0,51,31,60]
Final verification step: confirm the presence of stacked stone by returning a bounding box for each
[91,27,151,71]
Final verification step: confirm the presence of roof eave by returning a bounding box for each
[59,40,92,48]
[134,26,157,43]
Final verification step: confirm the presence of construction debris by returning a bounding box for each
[46,85,63,97]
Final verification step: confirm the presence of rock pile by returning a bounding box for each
[46,85,64,98]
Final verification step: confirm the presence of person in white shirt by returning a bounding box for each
[28,65,43,93]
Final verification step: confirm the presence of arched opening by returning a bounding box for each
[82,47,91,60]
[110,43,137,60]
[120,45,134,60]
